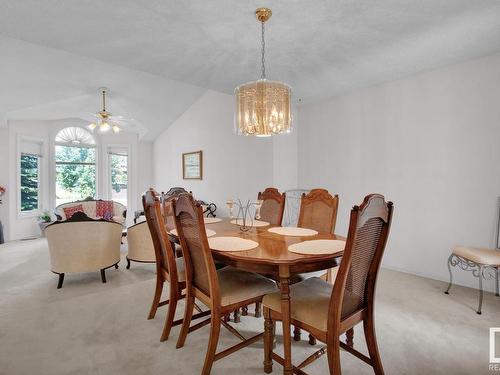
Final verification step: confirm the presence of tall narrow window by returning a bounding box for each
[109,148,128,207]
[19,138,42,213]
[20,153,40,212]
[55,127,96,206]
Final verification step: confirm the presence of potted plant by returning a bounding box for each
[38,210,53,236]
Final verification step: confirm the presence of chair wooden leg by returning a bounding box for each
[148,277,164,320]
[255,301,262,317]
[346,328,354,347]
[327,336,342,375]
[100,268,106,283]
[242,306,248,316]
[364,318,384,375]
[263,308,274,374]
[160,285,178,342]
[57,273,64,289]
[201,312,221,375]
[293,326,302,341]
[176,293,195,349]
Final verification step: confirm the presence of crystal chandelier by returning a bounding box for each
[234,8,293,137]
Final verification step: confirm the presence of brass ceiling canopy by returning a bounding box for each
[255,8,272,23]
[234,8,293,137]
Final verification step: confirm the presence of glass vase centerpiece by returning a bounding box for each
[226,198,263,232]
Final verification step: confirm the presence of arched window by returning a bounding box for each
[54,127,96,206]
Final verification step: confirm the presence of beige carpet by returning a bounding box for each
[0,238,499,375]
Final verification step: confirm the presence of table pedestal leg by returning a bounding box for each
[279,266,292,375]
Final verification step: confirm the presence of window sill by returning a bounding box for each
[18,210,41,219]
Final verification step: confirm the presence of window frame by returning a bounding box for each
[53,126,98,207]
[17,136,44,218]
[106,144,130,208]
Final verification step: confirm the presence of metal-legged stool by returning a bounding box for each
[445,246,500,314]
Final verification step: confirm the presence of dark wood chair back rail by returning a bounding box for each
[258,187,286,226]
[297,188,339,234]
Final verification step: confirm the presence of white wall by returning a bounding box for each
[272,107,299,192]
[137,141,154,206]
[154,90,274,216]
[0,127,10,239]
[298,52,500,291]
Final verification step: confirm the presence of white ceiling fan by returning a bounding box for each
[87,87,136,134]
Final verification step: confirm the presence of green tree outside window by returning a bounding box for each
[20,154,39,211]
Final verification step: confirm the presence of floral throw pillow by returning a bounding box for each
[96,200,114,220]
[63,204,84,220]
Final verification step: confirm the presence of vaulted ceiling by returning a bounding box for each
[1,0,500,138]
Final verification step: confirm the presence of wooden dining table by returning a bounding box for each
[172,218,345,375]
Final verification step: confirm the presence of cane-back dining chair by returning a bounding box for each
[262,194,393,375]
[240,187,286,318]
[295,188,340,343]
[142,189,209,342]
[172,193,278,375]
[298,188,339,234]
[258,187,286,226]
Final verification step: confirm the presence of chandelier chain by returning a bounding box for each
[261,21,266,79]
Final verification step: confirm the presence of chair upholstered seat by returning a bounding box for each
[217,267,278,307]
[453,246,500,266]
[262,277,359,331]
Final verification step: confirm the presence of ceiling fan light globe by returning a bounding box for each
[112,125,120,133]
[88,123,97,130]
[99,122,110,132]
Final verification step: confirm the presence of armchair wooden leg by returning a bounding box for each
[364,318,384,375]
[176,294,195,349]
[201,311,221,375]
[308,334,317,345]
[126,257,131,269]
[233,309,241,323]
[293,326,302,341]
[148,277,164,320]
[255,301,262,317]
[160,286,178,342]
[57,273,65,289]
[115,263,119,269]
[100,269,106,283]
[263,308,274,374]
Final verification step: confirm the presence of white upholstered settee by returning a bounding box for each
[45,214,122,288]
[54,199,127,225]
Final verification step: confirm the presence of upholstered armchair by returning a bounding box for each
[45,214,122,288]
[126,221,155,269]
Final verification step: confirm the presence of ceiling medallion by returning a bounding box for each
[234,8,293,137]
